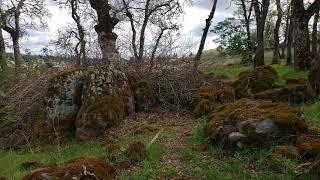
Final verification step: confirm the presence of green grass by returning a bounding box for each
[118,132,164,179]
[0,141,104,179]
[302,102,320,127]
[179,128,305,179]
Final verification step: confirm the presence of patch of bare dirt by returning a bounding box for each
[103,111,201,176]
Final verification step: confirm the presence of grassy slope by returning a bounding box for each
[0,50,320,179]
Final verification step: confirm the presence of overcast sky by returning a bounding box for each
[3,0,235,55]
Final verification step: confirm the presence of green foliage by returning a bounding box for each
[212,18,250,57]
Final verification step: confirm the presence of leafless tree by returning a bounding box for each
[194,0,218,71]
[252,0,270,67]
[120,0,182,64]
[0,0,47,78]
[55,0,88,65]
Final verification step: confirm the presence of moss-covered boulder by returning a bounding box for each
[286,78,308,85]
[230,66,278,99]
[42,68,87,140]
[205,99,307,147]
[34,66,135,142]
[296,134,320,155]
[76,96,125,141]
[22,156,116,180]
[255,84,312,104]
[192,83,235,117]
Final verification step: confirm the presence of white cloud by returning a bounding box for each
[3,0,234,54]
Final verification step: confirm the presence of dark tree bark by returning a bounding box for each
[253,0,270,67]
[287,17,293,65]
[281,1,291,60]
[312,11,319,55]
[272,0,282,64]
[292,0,320,70]
[2,0,25,77]
[0,29,6,70]
[71,0,87,65]
[89,0,119,64]
[194,0,218,71]
[308,54,320,99]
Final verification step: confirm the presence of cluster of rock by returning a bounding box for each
[33,66,152,143]
[192,65,320,175]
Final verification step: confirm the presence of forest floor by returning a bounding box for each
[1,51,320,179]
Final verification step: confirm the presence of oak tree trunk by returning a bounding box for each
[291,0,320,70]
[0,29,6,70]
[272,0,282,64]
[89,0,119,64]
[312,12,319,55]
[253,0,270,67]
[308,55,320,99]
[293,18,310,70]
[287,19,293,65]
[12,36,21,77]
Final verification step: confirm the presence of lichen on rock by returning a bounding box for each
[34,65,135,142]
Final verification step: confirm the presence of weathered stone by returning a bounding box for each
[22,156,116,180]
[34,66,135,142]
[230,66,278,98]
[205,99,307,146]
[44,68,87,139]
[255,84,312,103]
[76,96,125,141]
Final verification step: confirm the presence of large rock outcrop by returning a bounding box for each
[34,66,135,142]
[205,98,307,147]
